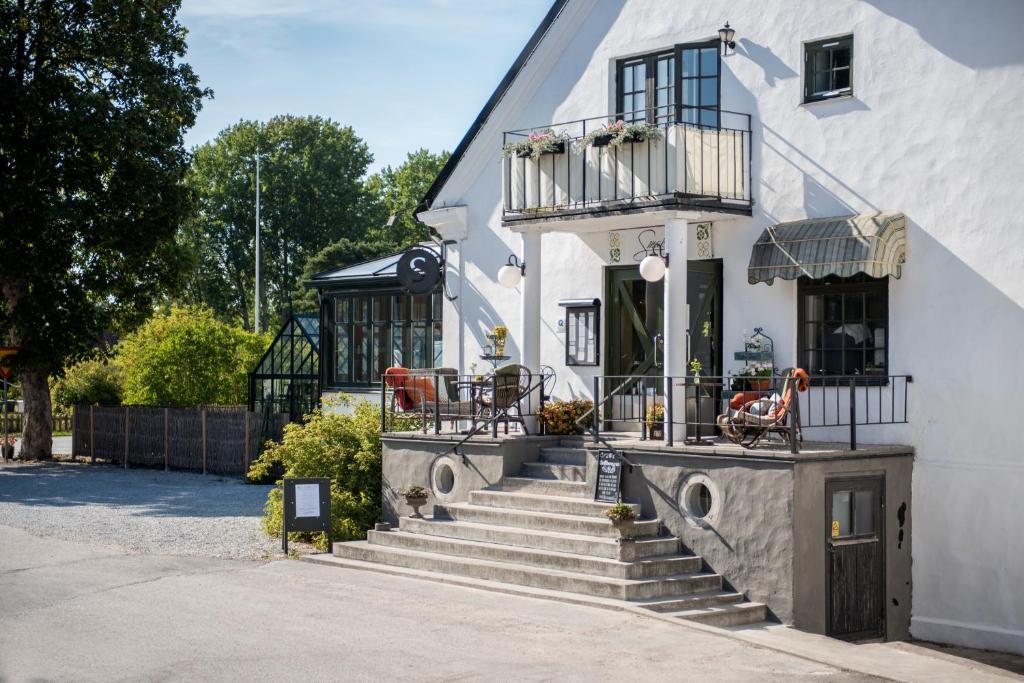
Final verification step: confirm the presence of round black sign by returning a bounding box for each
[396,247,441,294]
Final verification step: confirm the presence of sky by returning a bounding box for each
[179,0,553,173]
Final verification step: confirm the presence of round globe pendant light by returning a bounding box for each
[498,254,525,288]
[639,254,667,282]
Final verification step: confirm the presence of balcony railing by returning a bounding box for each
[501,108,752,220]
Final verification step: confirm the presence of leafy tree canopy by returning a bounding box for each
[51,358,123,413]
[0,0,207,457]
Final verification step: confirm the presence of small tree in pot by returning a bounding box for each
[399,485,430,518]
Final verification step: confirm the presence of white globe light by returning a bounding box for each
[639,254,666,282]
[498,264,522,288]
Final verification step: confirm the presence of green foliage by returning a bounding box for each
[538,399,594,435]
[290,238,395,314]
[0,0,207,456]
[181,116,378,328]
[644,402,664,428]
[119,305,268,406]
[249,404,382,549]
[51,359,123,411]
[604,501,638,522]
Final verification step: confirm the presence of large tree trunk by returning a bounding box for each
[19,369,52,460]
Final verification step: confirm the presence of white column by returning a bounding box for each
[521,231,542,431]
[663,218,688,444]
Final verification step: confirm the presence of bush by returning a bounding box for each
[538,399,594,435]
[119,305,268,406]
[248,402,382,549]
[51,358,123,410]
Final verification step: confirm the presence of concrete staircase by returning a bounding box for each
[322,446,767,627]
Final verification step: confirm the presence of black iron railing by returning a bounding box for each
[501,107,752,217]
[589,374,912,453]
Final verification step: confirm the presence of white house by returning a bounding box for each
[404,0,1024,654]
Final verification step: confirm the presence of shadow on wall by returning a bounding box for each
[864,0,1024,69]
[735,38,797,87]
[803,174,856,219]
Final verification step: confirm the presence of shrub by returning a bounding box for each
[538,399,594,435]
[51,358,123,411]
[248,402,382,550]
[119,305,268,406]
[604,501,638,522]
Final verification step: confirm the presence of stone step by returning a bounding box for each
[470,490,639,518]
[398,516,679,560]
[438,502,662,538]
[368,530,700,579]
[538,447,588,466]
[669,602,768,627]
[332,542,723,600]
[499,476,590,498]
[520,462,586,481]
[633,590,745,612]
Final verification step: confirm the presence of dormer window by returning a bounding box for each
[616,40,720,128]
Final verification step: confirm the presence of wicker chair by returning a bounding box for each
[477,364,532,434]
[716,368,809,448]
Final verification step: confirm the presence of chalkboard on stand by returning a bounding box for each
[594,450,622,503]
[282,477,332,554]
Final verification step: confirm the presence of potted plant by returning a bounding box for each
[502,129,568,160]
[491,325,508,356]
[604,501,638,538]
[537,399,594,435]
[399,485,430,518]
[581,120,663,149]
[645,402,665,440]
[735,361,773,391]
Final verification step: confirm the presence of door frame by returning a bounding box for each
[824,475,886,640]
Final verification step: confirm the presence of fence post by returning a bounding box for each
[490,374,499,439]
[243,410,251,475]
[123,406,130,469]
[789,389,800,455]
[592,376,600,444]
[201,408,208,475]
[164,408,169,472]
[69,407,76,463]
[380,378,387,433]
[89,405,95,465]
[849,378,857,451]
[433,372,441,435]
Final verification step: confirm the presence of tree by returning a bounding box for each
[51,359,123,413]
[119,306,267,406]
[0,1,206,458]
[290,238,394,314]
[181,116,376,330]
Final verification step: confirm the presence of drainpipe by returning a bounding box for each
[663,218,688,445]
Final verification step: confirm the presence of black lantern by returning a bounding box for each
[719,22,736,55]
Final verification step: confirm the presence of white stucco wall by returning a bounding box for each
[430,0,1024,654]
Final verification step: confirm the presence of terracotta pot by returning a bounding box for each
[749,378,771,391]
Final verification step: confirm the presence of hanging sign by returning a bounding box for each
[282,477,332,554]
[594,450,622,503]
[396,247,442,295]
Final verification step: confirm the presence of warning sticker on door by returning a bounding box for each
[831,520,840,538]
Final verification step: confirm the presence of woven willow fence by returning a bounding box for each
[71,405,277,475]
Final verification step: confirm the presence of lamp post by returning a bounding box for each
[254,151,262,334]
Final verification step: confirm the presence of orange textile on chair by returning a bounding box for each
[384,367,413,410]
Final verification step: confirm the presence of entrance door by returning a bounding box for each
[826,477,885,640]
[606,267,663,381]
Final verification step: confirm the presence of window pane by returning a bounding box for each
[433,322,443,367]
[682,49,698,78]
[373,295,388,321]
[832,47,851,69]
[832,490,851,537]
[865,290,886,319]
[623,64,634,92]
[699,108,718,128]
[392,323,405,368]
[634,62,645,87]
[336,325,350,382]
[854,489,874,535]
[354,297,368,322]
[372,324,389,380]
[813,70,831,94]
[412,295,429,321]
[804,293,823,321]
[657,58,668,84]
[700,78,718,106]
[432,292,442,320]
[700,47,718,76]
[411,323,428,368]
[833,68,850,90]
[632,92,646,116]
[681,107,698,125]
[813,49,830,72]
[845,291,864,321]
[682,79,698,107]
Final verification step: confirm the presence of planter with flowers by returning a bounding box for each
[645,402,665,440]
[398,485,430,518]
[538,399,593,436]
[490,325,509,357]
[581,120,663,150]
[502,129,569,160]
[735,361,774,392]
[604,501,639,539]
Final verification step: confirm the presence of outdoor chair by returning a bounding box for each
[383,367,477,432]
[477,364,532,435]
[716,367,809,449]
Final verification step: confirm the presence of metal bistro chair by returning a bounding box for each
[477,364,532,434]
[716,367,810,448]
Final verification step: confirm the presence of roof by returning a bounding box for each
[748,212,907,285]
[306,242,436,288]
[417,0,570,212]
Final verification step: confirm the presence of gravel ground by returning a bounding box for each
[0,462,280,559]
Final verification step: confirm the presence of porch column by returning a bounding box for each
[521,231,542,431]
[663,218,688,445]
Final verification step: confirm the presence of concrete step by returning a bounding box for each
[538,447,588,466]
[499,476,590,498]
[633,590,745,612]
[438,502,662,538]
[368,530,700,579]
[398,516,679,560]
[669,601,768,627]
[520,462,586,481]
[469,489,639,518]
[332,541,723,600]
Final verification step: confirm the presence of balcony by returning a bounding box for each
[501,109,752,225]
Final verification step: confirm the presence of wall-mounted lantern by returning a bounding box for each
[497,254,526,288]
[633,228,669,282]
[719,22,736,56]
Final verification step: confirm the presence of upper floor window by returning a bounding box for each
[804,35,853,102]
[616,40,719,128]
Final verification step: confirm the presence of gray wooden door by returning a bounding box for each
[826,477,885,639]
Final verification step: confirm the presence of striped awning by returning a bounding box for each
[748,212,907,285]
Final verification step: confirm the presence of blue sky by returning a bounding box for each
[179,0,552,172]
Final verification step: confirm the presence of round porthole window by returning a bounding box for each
[678,473,720,527]
[430,456,458,500]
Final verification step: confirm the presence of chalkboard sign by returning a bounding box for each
[282,477,332,554]
[594,450,622,503]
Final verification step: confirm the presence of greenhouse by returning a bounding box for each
[248,312,320,423]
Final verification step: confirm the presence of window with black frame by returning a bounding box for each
[616,41,718,127]
[332,290,442,386]
[804,35,853,102]
[560,300,600,366]
[798,275,887,380]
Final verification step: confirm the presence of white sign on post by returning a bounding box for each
[294,484,321,518]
